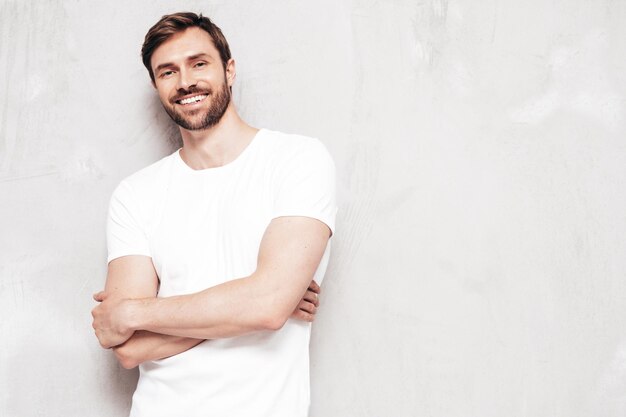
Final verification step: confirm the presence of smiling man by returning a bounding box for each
[91,12,336,417]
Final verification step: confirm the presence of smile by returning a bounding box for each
[176,94,208,105]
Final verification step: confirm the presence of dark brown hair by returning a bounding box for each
[141,12,232,82]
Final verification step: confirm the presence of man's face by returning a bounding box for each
[150,27,233,131]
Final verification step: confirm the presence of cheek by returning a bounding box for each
[156,87,173,104]
[154,80,175,101]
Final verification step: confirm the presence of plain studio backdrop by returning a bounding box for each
[2,1,626,416]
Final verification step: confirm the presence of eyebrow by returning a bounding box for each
[154,53,212,74]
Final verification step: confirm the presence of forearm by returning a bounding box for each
[113,331,204,369]
[109,217,328,342]
[127,274,298,339]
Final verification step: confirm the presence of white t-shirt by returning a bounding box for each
[107,129,337,417]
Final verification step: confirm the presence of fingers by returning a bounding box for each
[93,329,109,349]
[303,289,320,306]
[290,298,318,322]
[298,300,317,315]
[308,280,321,294]
[93,291,106,302]
[291,309,315,322]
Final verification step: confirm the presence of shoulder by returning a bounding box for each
[121,151,176,188]
[111,151,176,202]
[259,129,333,164]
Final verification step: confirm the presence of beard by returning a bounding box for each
[162,80,231,131]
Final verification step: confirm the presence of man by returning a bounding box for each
[91,12,336,417]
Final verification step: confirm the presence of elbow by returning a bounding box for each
[263,317,288,331]
[113,346,140,369]
[259,310,290,331]
[246,277,295,331]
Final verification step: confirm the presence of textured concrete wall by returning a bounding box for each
[2,1,626,416]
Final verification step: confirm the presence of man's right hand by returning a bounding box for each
[291,280,320,322]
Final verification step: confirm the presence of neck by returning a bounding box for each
[178,102,258,170]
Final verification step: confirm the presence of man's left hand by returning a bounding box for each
[91,291,136,348]
[290,280,321,322]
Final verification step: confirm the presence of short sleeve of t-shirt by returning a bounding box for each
[107,180,151,263]
[272,138,337,234]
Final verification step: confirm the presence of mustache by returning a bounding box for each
[171,87,212,103]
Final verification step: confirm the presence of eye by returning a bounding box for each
[194,61,207,68]
[159,70,175,79]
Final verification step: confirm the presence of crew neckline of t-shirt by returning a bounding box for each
[173,128,265,175]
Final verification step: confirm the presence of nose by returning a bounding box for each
[177,67,197,91]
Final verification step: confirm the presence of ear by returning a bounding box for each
[225,58,236,87]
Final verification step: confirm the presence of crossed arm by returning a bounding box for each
[91,216,329,369]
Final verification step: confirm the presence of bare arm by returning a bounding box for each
[93,244,322,366]
[94,256,203,368]
[93,216,329,344]
[113,330,202,369]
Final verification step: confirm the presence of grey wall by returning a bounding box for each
[2,1,626,416]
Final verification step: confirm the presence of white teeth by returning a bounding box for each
[179,95,207,105]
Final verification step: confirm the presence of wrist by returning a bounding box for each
[124,297,155,332]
